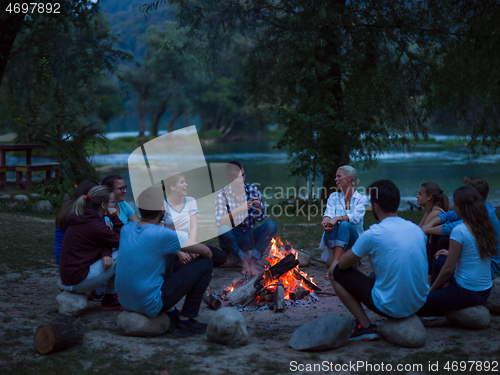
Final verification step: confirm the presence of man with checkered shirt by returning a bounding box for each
[216,161,277,276]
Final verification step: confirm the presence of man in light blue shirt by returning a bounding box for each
[116,187,213,337]
[422,177,500,279]
[330,180,429,341]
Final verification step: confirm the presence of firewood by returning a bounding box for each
[203,287,222,309]
[273,285,285,312]
[259,289,273,301]
[268,253,299,280]
[33,315,84,354]
[227,275,261,306]
[293,269,321,292]
[289,287,310,301]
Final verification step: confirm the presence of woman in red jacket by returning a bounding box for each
[59,185,123,310]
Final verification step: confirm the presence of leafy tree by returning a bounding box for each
[0,8,131,182]
[0,0,102,89]
[141,0,500,199]
[121,23,197,137]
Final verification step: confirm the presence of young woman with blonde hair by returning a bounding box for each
[320,165,369,279]
[59,185,124,310]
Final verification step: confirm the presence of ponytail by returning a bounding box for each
[72,185,112,216]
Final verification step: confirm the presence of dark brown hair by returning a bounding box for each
[55,179,98,229]
[463,176,489,201]
[101,174,124,190]
[453,186,498,259]
[421,182,449,211]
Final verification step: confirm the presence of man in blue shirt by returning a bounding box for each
[422,177,500,279]
[330,180,429,341]
[116,186,213,337]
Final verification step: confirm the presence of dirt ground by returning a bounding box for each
[1,254,500,375]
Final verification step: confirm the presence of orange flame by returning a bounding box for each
[263,237,314,299]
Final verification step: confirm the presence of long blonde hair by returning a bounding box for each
[72,185,112,217]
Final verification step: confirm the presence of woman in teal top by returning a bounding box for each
[102,174,139,226]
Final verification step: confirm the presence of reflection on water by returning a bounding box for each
[7,140,500,208]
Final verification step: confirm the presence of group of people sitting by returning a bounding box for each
[55,162,277,337]
[321,166,500,341]
[55,160,500,341]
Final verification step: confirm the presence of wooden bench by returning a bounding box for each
[0,166,7,190]
[14,163,59,190]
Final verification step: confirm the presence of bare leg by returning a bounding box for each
[241,258,251,276]
[325,246,345,278]
[331,278,371,328]
[249,257,258,276]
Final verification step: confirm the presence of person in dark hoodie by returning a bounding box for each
[59,185,123,310]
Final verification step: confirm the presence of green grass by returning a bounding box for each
[2,348,199,375]
[0,212,56,272]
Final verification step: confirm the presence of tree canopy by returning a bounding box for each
[0,2,131,181]
[141,0,500,197]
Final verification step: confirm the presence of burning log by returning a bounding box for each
[292,269,321,292]
[203,287,222,310]
[289,287,310,301]
[273,285,285,312]
[228,254,300,306]
[266,253,299,284]
[259,289,273,301]
[227,275,260,306]
[33,315,84,354]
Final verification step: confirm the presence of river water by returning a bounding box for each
[7,136,500,208]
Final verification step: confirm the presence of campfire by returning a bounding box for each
[223,237,321,311]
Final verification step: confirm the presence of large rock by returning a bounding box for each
[13,194,28,202]
[206,307,248,346]
[117,311,170,337]
[33,200,53,212]
[0,195,11,201]
[296,251,311,267]
[484,278,500,313]
[445,305,490,329]
[288,315,352,351]
[379,315,426,348]
[56,291,88,317]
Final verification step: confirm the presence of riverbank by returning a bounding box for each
[1,211,499,375]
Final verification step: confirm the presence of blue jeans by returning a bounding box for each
[323,221,359,250]
[417,256,491,317]
[218,220,278,260]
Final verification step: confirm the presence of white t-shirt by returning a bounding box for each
[451,223,492,292]
[352,216,429,318]
[163,197,198,242]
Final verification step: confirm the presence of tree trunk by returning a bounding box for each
[0,12,25,88]
[150,103,167,137]
[167,111,183,133]
[138,97,147,137]
[317,0,350,205]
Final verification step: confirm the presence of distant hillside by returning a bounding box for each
[100,0,175,57]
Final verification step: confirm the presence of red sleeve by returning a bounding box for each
[94,220,121,258]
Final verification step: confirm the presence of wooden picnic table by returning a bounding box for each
[0,143,45,167]
[0,144,58,190]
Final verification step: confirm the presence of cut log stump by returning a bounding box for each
[33,315,84,354]
[203,287,222,309]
